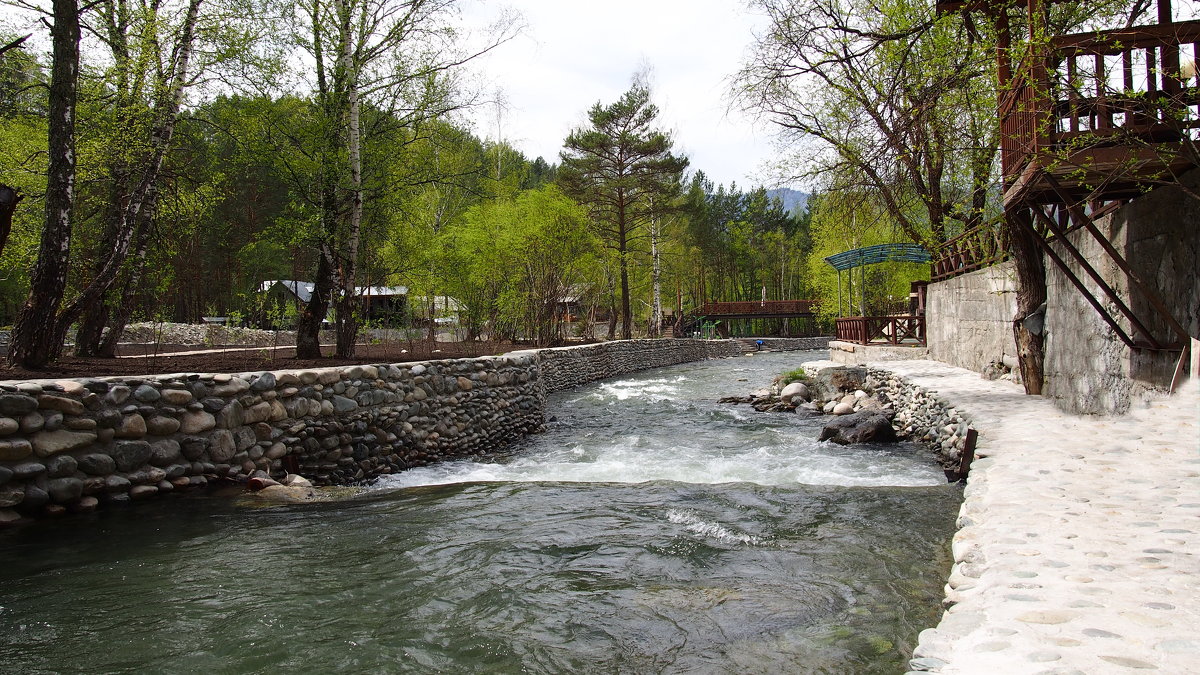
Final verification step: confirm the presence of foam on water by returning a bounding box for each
[666,508,764,546]
[372,353,947,492]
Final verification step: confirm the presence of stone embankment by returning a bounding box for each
[0,337,829,523]
[868,360,1199,674]
[866,367,975,479]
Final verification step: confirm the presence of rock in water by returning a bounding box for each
[780,382,811,404]
[819,410,899,445]
[813,366,868,398]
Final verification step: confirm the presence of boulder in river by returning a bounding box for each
[812,366,868,399]
[780,382,811,404]
[819,409,899,445]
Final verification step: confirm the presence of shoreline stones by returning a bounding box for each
[722,363,975,479]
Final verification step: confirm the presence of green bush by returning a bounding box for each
[779,367,809,385]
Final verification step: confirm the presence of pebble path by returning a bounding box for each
[814,359,1200,674]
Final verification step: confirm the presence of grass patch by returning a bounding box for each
[779,367,809,385]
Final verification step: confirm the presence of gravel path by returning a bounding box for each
[812,359,1200,674]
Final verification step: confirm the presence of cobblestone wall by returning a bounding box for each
[866,367,973,477]
[536,339,741,393]
[0,338,768,521]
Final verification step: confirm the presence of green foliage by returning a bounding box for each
[677,171,812,309]
[806,192,929,322]
[779,367,809,385]
[439,184,601,345]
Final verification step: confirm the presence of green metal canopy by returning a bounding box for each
[823,243,931,271]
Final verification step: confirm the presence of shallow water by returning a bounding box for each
[0,351,959,673]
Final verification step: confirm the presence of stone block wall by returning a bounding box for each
[0,354,545,518]
[925,171,1198,414]
[1042,173,1200,414]
[926,262,1018,374]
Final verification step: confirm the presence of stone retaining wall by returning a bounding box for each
[750,337,832,352]
[0,338,800,521]
[866,367,974,475]
[925,171,1198,414]
[536,339,741,393]
[925,263,1018,375]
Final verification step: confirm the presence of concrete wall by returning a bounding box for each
[926,262,1018,374]
[925,171,1198,414]
[0,338,824,521]
[1042,172,1200,414]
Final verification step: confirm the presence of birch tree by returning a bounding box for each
[286,0,515,358]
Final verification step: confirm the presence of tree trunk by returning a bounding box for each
[8,0,80,368]
[97,193,156,357]
[296,245,335,358]
[649,213,662,338]
[55,0,204,358]
[0,184,22,259]
[333,1,361,358]
[1007,207,1047,395]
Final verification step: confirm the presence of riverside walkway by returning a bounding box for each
[817,359,1200,674]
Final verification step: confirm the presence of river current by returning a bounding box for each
[0,351,960,673]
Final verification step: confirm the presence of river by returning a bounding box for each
[0,351,959,673]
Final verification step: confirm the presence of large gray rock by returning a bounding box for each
[209,430,236,462]
[78,453,117,475]
[0,394,38,416]
[819,410,899,445]
[32,429,97,457]
[112,441,152,472]
[780,382,811,404]
[812,366,868,401]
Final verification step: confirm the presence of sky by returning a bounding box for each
[460,0,789,190]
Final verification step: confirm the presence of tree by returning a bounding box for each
[734,0,999,250]
[8,0,80,368]
[284,0,516,358]
[68,0,209,356]
[559,78,688,340]
[439,185,599,346]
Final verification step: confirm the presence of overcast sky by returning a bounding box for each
[461,0,789,190]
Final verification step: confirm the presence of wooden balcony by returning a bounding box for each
[1001,20,1200,207]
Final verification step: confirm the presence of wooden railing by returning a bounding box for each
[1000,20,1200,185]
[835,316,926,346]
[930,223,1008,282]
[1000,58,1045,181]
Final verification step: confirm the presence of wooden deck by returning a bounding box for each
[1000,20,1200,207]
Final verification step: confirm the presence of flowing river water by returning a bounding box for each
[0,351,960,673]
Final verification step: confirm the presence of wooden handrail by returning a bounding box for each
[835,315,926,346]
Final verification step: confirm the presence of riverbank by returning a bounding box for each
[807,358,1199,673]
